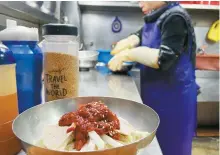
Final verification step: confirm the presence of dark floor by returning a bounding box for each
[192,137,219,155]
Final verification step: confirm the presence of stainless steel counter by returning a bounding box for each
[18,69,163,155]
[79,70,142,103]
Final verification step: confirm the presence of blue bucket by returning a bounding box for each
[97,49,113,64]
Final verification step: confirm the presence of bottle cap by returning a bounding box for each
[0,19,39,41]
[42,23,78,36]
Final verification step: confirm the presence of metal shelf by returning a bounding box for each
[0,1,58,24]
[181,4,219,10]
[79,1,139,8]
[79,1,219,11]
[78,1,140,12]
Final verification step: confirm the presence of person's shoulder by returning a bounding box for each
[160,14,188,36]
[163,15,186,27]
[157,6,189,29]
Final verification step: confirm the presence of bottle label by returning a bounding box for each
[44,52,79,102]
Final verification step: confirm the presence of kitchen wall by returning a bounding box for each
[82,10,143,50]
[82,9,219,54]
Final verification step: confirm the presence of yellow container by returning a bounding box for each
[207,20,220,42]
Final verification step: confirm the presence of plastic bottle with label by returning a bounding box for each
[0,20,43,113]
[0,43,21,154]
[42,24,79,102]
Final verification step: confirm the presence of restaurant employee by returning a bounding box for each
[109,1,197,155]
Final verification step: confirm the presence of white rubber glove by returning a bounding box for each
[108,46,159,71]
[111,35,140,55]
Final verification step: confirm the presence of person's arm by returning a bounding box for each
[111,28,142,55]
[132,27,143,46]
[108,16,188,71]
[158,15,188,71]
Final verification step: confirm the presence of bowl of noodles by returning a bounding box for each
[13,97,159,155]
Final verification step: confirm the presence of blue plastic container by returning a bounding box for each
[3,41,43,113]
[97,49,113,64]
[0,44,15,65]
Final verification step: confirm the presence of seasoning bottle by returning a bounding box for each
[0,20,43,113]
[0,43,18,123]
[42,24,79,102]
[0,44,21,154]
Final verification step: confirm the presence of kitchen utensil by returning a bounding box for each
[97,49,113,63]
[0,120,14,141]
[207,20,219,42]
[79,50,99,69]
[13,97,159,155]
[112,62,135,74]
[112,16,122,33]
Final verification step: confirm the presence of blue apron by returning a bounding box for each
[141,4,197,155]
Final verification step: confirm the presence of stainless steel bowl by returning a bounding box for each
[13,97,159,155]
[79,51,99,69]
[112,62,134,74]
[96,62,134,73]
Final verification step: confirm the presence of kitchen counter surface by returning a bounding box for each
[79,69,142,102]
[18,69,163,155]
